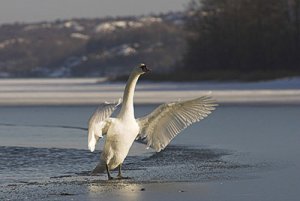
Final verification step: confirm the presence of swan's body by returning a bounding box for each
[102,117,139,170]
[88,64,217,179]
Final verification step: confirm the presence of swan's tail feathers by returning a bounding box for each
[91,161,106,175]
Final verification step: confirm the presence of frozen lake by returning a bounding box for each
[0,104,300,200]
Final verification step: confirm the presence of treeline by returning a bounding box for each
[1,3,300,81]
[74,21,186,77]
[0,14,186,78]
[182,0,300,80]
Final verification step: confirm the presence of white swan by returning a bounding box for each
[88,64,217,180]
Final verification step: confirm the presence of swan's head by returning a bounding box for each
[134,63,150,75]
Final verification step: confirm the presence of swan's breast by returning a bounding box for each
[107,118,139,140]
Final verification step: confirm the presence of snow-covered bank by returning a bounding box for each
[0,78,299,105]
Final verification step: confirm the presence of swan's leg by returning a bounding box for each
[117,163,123,177]
[117,163,130,179]
[106,164,113,180]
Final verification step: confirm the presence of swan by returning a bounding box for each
[88,63,217,180]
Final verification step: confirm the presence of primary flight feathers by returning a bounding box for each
[88,99,122,152]
[137,96,217,152]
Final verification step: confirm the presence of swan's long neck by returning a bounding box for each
[119,72,140,119]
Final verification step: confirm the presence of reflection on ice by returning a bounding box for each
[88,181,143,201]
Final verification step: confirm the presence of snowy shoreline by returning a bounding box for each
[0,78,299,105]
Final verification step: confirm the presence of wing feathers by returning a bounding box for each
[88,99,121,152]
[137,96,217,152]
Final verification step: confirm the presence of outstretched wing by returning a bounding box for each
[137,96,217,152]
[88,99,121,152]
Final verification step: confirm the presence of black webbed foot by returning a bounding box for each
[116,175,131,180]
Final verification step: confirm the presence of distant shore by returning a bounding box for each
[0,78,299,105]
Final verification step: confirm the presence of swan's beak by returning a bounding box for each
[140,64,151,73]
